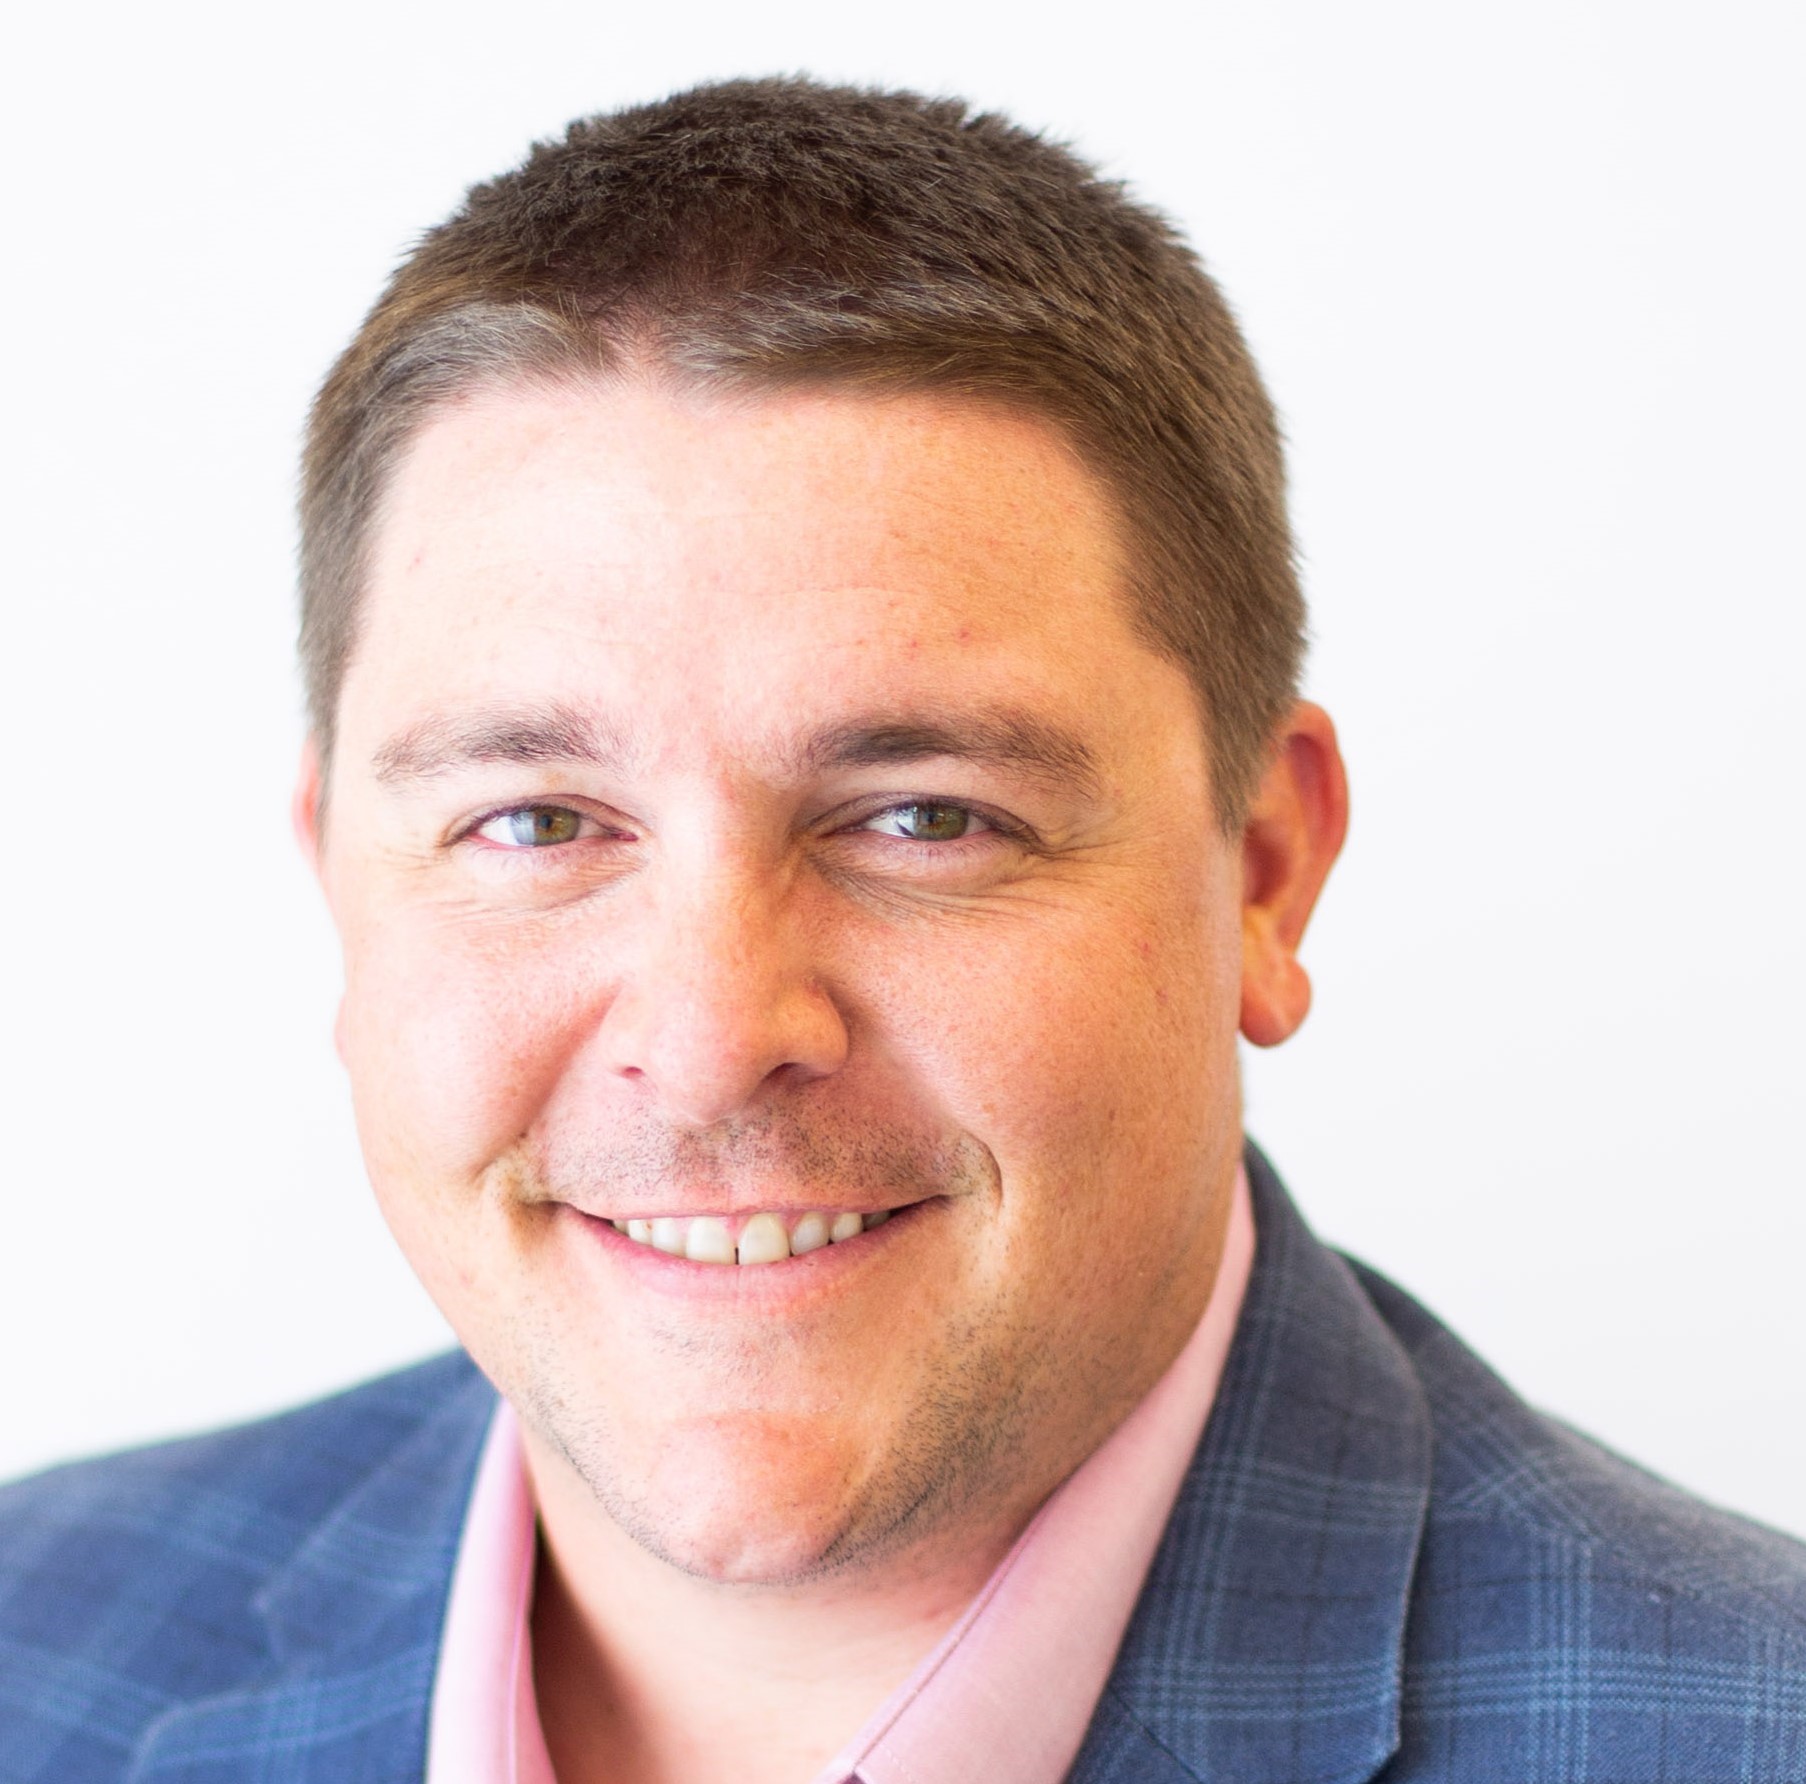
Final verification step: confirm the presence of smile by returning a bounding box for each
[607,1208,895,1266]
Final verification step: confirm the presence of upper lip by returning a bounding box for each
[570,1195,925,1221]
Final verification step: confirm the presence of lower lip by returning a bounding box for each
[562,1200,936,1302]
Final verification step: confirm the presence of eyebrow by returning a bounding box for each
[370,701,1102,800]
[371,703,633,784]
[799,713,1102,798]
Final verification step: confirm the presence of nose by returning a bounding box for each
[595,861,850,1127]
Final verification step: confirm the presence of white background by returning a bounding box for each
[2,1,1801,1538]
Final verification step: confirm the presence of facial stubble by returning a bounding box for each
[487,1108,1151,1590]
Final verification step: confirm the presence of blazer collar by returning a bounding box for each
[1070,1144,1433,1784]
[128,1364,497,1781]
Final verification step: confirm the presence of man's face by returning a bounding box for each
[315,380,1253,1586]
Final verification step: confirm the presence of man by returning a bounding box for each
[2,76,1802,1784]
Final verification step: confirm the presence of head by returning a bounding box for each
[296,80,1346,1588]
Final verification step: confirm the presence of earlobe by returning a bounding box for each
[1237,702,1349,1049]
[1241,948,1314,1048]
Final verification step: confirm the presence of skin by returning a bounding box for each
[298,378,1347,1783]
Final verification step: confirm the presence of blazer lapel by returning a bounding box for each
[1070,1145,1433,1784]
[127,1367,496,1783]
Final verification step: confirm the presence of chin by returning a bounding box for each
[597,1415,893,1588]
[636,1507,854,1588]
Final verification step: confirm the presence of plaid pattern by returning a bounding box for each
[1067,1149,1806,1783]
[0,1360,490,1781]
[3,1147,1804,1781]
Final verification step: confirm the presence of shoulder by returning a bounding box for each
[0,1351,490,1780]
[1350,1258,1806,1776]
[0,1350,486,1579]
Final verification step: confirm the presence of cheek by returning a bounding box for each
[337,908,595,1187]
[878,887,1244,1210]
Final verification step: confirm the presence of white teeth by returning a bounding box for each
[609,1206,901,1264]
[789,1212,831,1255]
[736,1212,791,1265]
[684,1217,737,1265]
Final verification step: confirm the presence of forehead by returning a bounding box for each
[339,379,1174,778]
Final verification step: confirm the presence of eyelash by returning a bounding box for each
[849,801,998,843]
[457,798,1023,853]
[459,803,625,851]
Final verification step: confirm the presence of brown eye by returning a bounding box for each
[478,806,585,847]
[865,802,979,841]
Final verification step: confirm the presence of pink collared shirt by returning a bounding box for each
[427,1168,1255,1784]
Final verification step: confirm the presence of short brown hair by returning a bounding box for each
[300,77,1304,823]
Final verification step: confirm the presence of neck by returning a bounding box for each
[526,1445,1030,1784]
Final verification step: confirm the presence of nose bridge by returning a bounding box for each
[662,851,793,1013]
[603,834,846,1123]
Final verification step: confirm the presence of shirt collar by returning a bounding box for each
[427,1395,556,1783]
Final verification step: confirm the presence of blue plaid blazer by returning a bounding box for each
[5,1147,1805,1781]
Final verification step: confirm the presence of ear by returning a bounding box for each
[292,735,333,892]
[1238,701,1349,1048]
[292,737,351,1063]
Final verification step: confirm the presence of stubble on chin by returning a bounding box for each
[512,1304,1039,1590]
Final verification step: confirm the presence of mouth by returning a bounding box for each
[600,1205,903,1267]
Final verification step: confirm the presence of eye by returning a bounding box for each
[472,805,593,848]
[858,801,990,842]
